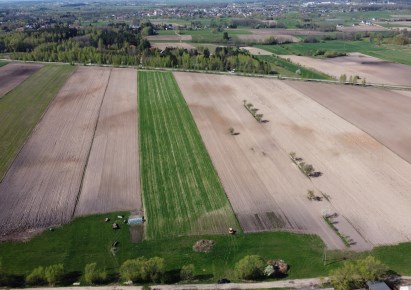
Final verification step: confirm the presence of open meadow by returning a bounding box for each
[138,71,239,240]
[282,53,411,86]
[0,64,75,181]
[174,72,411,251]
[0,63,43,98]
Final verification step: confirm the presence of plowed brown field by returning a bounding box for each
[75,68,140,216]
[282,53,411,86]
[174,72,411,250]
[0,67,110,238]
[0,63,42,97]
[286,82,411,164]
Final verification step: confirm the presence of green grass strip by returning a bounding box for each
[0,64,75,180]
[138,71,239,240]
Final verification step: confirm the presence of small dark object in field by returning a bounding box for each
[218,278,230,284]
[309,171,322,177]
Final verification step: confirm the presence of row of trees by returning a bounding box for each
[143,47,272,74]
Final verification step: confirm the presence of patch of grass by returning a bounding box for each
[257,40,411,66]
[0,61,7,67]
[256,55,332,80]
[372,243,411,275]
[138,71,239,240]
[0,212,335,280]
[0,64,75,180]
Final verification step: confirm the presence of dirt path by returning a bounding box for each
[0,67,111,238]
[75,68,140,216]
[174,72,411,250]
[0,63,42,97]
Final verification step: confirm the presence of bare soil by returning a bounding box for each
[237,33,300,43]
[146,34,192,41]
[0,67,110,238]
[151,42,195,50]
[287,82,411,164]
[174,72,411,250]
[282,53,411,86]
[75,68,140,216]
[240,46,273,55]
[0,63,42,97]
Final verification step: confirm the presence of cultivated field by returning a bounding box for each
[287,82,411,164]
[0,65,75,181]
[151,42,195,50]
[0,67,110,238]
[174,72,411,250]
[248,28,325,36]
[337,24,388,32]
[238,30,299,43]
[138,71,239,240]
[75,68,140,216]
[0,63,42,97]
[282,53,411,86]
[146,34,192,41]
[240,46,273,55]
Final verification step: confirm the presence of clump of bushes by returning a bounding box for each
[180,264,195,281]
[84,263,107,284]
[120,257,165,284]
[235,255,289,281]
[25,264,65,286]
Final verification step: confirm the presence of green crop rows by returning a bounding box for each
[138,71,239,240]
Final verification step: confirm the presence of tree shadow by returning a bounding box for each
[61,271,82,286]
[195,273,214,281]
[163,269,181,284]
[1,274,25,288]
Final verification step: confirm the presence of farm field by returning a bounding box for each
[0,63,42,97]
[336,23,388,32]
[258,41,411,66]
[281,53,411,86]
[0,66,110,239]
[138,71,239,240]
[151,42,195,50]
[0,64,75,181]
[174,72,411,251]
[287,82,411,163]
[75,68,140,216]
[241,46,273,55]
[146,34,192,42]
[237,30,299,43]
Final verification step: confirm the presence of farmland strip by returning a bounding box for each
[0,66,110,238]
[138,71,239,240]
[75,68,140,216]
[0,65,74,181]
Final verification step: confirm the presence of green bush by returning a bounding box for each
[26,266,47,286]
[44,264,64,286]
[180,264,195,281]
[84,263,107,284]
[235,255,266,280]
[120,257,165,283]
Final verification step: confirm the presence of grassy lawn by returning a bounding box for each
[0,61,7,67]
[257,41,411,66]
[256,55,332,80]
[2,211,411,281]
[0,212,336,281]
[0,64,75,180]
[138,71,239,240]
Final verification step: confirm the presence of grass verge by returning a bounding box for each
[0,64,75,180]
[138,71,239,240]
[0,212,334,281]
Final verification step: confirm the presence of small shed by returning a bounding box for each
[367,281,391,290]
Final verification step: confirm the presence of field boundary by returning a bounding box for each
[3,59,411,91]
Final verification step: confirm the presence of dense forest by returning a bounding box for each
[0,21,270,72]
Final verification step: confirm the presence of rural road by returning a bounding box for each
[15,277,328,290]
